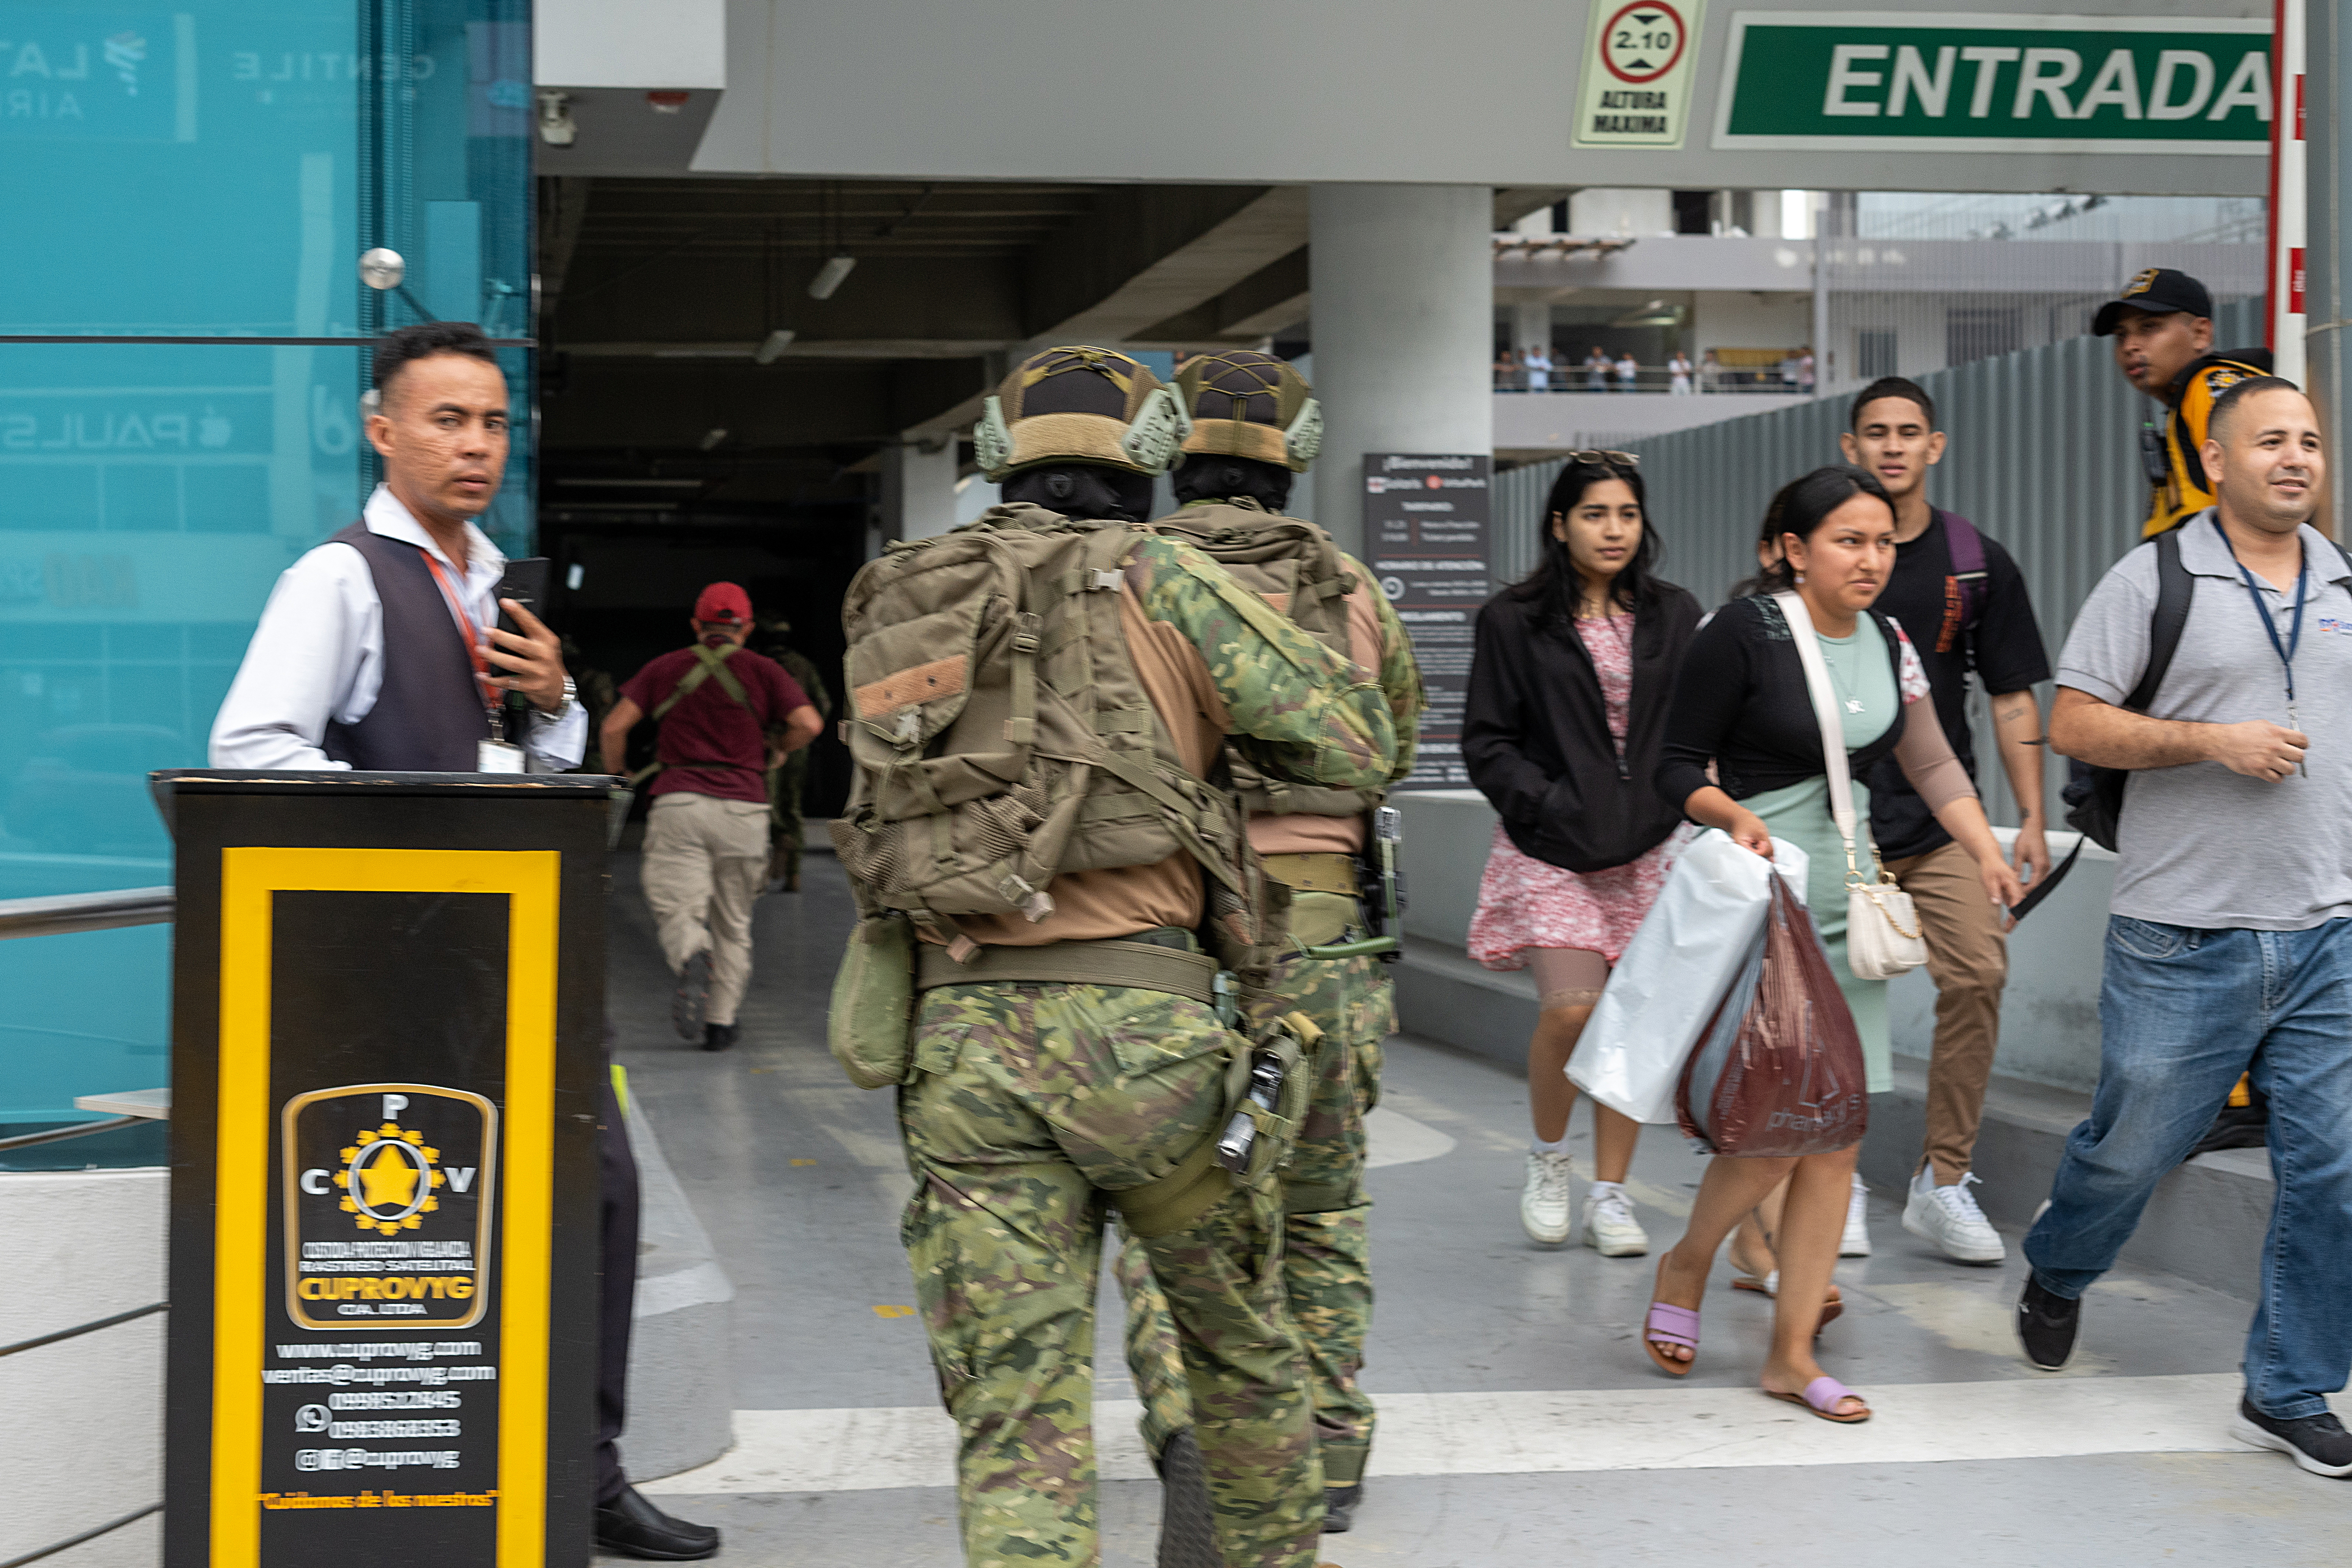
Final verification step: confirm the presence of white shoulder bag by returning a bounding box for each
[1770,591,1928,980]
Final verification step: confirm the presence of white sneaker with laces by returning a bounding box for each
[1520,1149,1574,1245]
[1840,1172,1872,1256]
[1902,1167,2007,1263]
[1581,1180,1650,1256]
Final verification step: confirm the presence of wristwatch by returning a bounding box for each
[538,674,577,718]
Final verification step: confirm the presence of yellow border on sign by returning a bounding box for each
[212,847,561,1568]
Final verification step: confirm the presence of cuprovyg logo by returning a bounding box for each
[284,1084,497,1332]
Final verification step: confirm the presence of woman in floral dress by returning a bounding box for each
[1463,454,1702,1255]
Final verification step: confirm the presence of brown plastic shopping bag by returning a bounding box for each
[1676,873,1868,1157]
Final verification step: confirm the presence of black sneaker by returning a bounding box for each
[593,1483,721,1560]
[1321,1482,1363,1534]
[672,950,712,1042]
[1152,1429,1222,1568]
[2231,1397,2352,1477]
[702,1022,739,1053]
[2017,1275,2081,1370]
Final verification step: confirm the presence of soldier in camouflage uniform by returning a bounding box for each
[749,618,833,891]
[1119,350,1425,1543]
[863,348,1399,1568]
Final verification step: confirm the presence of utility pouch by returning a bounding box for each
[827,912,918,1089]
[1213,1010,1320,1187]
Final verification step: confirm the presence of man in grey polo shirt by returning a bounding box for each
[2022,377,2352,1478]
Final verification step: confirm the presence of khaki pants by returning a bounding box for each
[1883,838,2008,1185]
[642,792,769,1026]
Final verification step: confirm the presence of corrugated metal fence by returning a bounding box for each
[1488,299,2261,826]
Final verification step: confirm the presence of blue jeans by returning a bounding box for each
[2024,916,2352,1419]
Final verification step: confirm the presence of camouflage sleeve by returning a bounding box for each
[1127,534,1396,787]
[1342,550,1427,787]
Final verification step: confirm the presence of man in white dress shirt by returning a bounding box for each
[211,325,584,771]
[207,322,720,1560]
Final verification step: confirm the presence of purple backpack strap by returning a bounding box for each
[1940,509,1987,633]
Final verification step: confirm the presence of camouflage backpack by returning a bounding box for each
[829,501,1289,980]
[1152,501,1387,821]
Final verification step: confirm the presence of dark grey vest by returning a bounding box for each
[321,522,491,771]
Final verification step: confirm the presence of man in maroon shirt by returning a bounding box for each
[602,582,823,1049]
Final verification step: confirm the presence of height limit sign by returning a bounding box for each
[1573,0,1704,148]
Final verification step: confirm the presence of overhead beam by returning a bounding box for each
[1022,185,1310,342]
[1132,247,1309,344]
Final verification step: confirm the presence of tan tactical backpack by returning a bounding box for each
[1152,500,1388,820]
[829,501,1288,979]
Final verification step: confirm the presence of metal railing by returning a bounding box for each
[1,885,174,1564]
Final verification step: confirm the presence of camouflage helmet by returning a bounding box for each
[974,345,1193,481]
[1173,350,1323,473]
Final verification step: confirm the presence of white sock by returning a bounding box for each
[1588,1179,1623,1195]
[1531,1135,1569,1156]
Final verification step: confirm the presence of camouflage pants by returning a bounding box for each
[764,750,810,886]
[897,981,1323,1568]
[1119,950,1392,1489]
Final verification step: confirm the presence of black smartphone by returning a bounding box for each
[490,557,552,677]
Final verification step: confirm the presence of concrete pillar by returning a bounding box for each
[1309,184,1494,559]
[881,438,959,542]
[2311,0,2347,534]
[1511,299,1551,366]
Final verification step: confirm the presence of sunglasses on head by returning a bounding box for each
[1567,449,1640,468]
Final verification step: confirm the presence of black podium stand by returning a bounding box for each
[159,772,608,1568]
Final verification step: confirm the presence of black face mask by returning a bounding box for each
[1000,464,1156,522]
[1171,454,1293,511]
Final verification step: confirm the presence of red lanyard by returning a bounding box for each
[422,553,498,715]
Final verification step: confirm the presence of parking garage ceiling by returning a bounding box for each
[535,176,1565,499]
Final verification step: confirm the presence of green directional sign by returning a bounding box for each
[1714,12,2272,153]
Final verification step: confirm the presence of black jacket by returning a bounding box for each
[1655,594,1908,807]
[1463,583,1702,873]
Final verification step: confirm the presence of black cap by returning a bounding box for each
[2093,269,2214,336]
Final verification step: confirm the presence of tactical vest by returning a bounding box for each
[830,501,1288,981]
[1151,500,1389,820]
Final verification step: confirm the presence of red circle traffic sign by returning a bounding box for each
[1600,1,1689,85]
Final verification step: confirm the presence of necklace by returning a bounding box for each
[1819,630,1868,716]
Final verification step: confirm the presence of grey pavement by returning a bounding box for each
[604,851,2348,1567]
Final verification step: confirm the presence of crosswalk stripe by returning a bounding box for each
[639,1372,2247,1495]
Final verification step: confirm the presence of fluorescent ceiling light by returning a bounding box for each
[699,428,730,451]
[754,328,796,364]
[807,255,857,300]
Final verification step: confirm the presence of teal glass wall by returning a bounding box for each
[0,0,532,1154]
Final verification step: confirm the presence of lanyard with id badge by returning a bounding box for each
[2219,516,2309,778]
[424,553,529,772]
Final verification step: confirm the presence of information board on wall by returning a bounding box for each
[1365,454,1491,790]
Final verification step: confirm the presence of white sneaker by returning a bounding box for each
[1903,1168,2007,1264]
[1520,1149,1574,1245]
[1581,1180,1650,1256]
[1840,1173,1872,1256]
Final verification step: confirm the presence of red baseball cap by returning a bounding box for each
[693,582,753,625]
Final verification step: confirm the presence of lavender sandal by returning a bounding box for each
[1643,1302,1701,1377]
[1766,1376,1871,1423]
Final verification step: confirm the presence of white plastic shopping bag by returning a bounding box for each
[1565,830,1808,1125]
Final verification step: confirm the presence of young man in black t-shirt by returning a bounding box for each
[1840,377,2053,1264]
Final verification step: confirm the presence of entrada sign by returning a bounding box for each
[1715,12,2271,153]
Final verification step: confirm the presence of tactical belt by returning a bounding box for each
[1261,851,1357,895]
[915,932,1217,1006]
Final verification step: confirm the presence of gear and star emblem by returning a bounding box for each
[334,1121,448,1236]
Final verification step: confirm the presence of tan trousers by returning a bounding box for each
[642,791,769,1026]
[1882,839,2008,1186]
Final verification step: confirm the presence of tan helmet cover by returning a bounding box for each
[973,345,1192,481]
[1173,350,1323,473]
